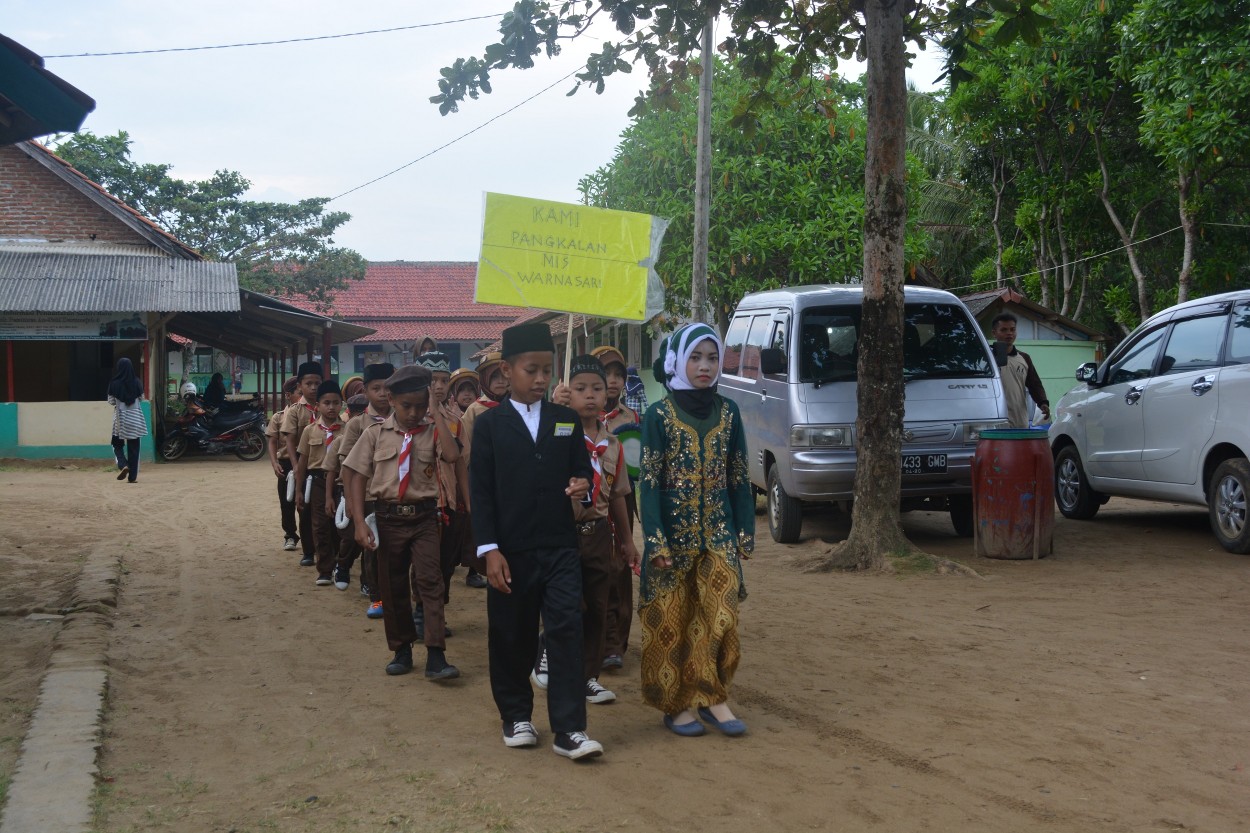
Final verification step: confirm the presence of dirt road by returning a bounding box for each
[2,459,1248,832]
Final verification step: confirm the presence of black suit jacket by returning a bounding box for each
[470,396,594,554]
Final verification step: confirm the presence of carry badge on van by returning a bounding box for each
[555,422,575,437]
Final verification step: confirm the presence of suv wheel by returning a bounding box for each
[1054,446,1102,520]
[1208,458,1250,554]
[767,465,802,544]
[949,494,974,538]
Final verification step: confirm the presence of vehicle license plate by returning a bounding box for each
[902,453,947,475]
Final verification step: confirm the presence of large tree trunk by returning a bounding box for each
[1094,131,1153,321]
[825,0,911,571]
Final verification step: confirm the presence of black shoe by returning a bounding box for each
[332,564,350,591]
[413,605,425,642]
[116,466,129,481]
[299,556,314,567]
[465,570,488,589]
[552,731,603,760]
[385,644,413,676]
[315,572,333,586]
[425,648,460,681]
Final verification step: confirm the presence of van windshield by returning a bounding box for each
[798,303,993,384]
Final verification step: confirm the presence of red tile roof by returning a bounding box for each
[284,261,521,343]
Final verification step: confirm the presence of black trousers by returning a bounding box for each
[111,436,140,482]
[276,459,298,541]
[487,546,585,733]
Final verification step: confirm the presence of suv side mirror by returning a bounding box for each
[1075,362,1098,383]
[760,348,787,375]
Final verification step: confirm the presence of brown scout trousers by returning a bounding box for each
[578,518,619,682]
[376,510,446,650]
[308,474,340,574]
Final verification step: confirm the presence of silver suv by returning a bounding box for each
[1048,290,1250,553]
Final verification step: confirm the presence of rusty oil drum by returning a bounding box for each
[972,429,1055,559]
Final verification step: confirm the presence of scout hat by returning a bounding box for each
[501,323,554,358]
[569,354,606,383]
[316,379,342,400]
[449,367,479,393]
[385,364,432,394]
[475,350,503,377]
[591,345,627,371]
[362,363,395,384]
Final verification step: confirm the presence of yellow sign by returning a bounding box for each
[475,192,667,322]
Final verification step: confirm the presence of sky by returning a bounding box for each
[10,1,948,263]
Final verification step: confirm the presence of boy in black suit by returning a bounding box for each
[470,323,602,761]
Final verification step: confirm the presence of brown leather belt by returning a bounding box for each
[375,499,436,517]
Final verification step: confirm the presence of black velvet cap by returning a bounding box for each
[297,361,323,380]
[501,323,554,359]
[568,354,606,383]
[362,363,395,384]
[385,364,432,394]
[316,379,342,400]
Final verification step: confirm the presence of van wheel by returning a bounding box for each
[1054,446,1102,520]
[1208,458,1250,554]
[767,466,802,544]
[948,495,974,538]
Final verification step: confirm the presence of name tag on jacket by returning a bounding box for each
[555,422,574,437]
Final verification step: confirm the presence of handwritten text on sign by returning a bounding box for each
[476,193,657,321]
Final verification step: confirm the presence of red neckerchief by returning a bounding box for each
[318,420,341,445]
[584,423,610,505]
[397,423,429,501]
[478,394,500,409]
[601,406,620,423]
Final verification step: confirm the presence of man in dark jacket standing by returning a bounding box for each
[991,313,1051,428]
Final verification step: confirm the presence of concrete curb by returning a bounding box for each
[0,550,121,833]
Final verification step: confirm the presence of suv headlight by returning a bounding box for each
[963,419,1010,442]
[790,425,854,447]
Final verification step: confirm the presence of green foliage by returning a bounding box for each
[578,61,929,322]
[52,131,365,310]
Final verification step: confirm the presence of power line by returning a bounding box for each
[945,225,1184,294]
[330,67,586,202]
[44,14,503,58]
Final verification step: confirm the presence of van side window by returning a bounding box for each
[770,319,787,355]
[738,315,772,380]
[1158,314,1227,375]
[1225,305,1250,364]
[723,315,751,376]
[1107,327,1166,385]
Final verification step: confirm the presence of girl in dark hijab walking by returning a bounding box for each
[108,357,148,483]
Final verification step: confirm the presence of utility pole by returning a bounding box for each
[690,8,714,325]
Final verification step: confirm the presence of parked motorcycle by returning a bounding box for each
[160,400,267,461]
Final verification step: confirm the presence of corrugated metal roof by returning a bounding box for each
[0,240,166,257]
[0,251,239,312]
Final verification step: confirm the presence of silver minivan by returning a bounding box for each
[720,285,1009,542]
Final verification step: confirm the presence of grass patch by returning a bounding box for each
[887,548,939,576]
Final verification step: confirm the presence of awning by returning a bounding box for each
[167,291,375,360]
[0,35,95,145]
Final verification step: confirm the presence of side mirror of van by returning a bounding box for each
[760,348,787,376]
[1075,362,1098,383]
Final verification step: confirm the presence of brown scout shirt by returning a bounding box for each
[572,423,631,522]
[297,419,343,472]
[458,396,500,476]
[281,399,318,449]
[266,409,290,461]
[436,401,464,511]
[602,402,640,432]
[343,413,439,503]
[325,406,388,475]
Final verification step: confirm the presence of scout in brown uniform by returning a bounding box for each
[281,361,322,567]
[591,345,642,672]
[450,368,480,417]
[266,377,301,551]
[344,365,461,681]
[331,363,393,614]
[565,356,640,706]
[412,350,464,639]
[459,351,506,467]
[295,380,344,586]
